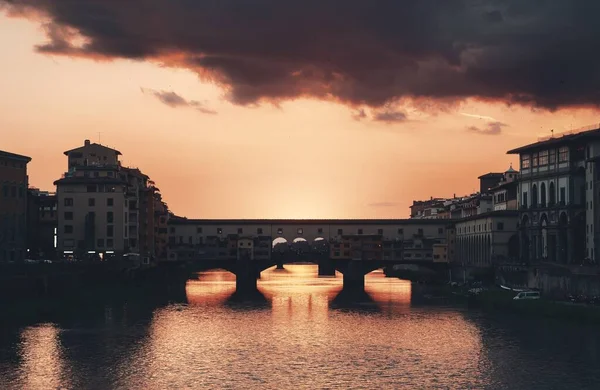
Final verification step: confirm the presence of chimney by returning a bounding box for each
[84,139,91,146]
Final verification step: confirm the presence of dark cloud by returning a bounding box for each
[373,109,408,123]
[141,88,217,114]
[467,121,507,135]
[4,0,600,110]
[368,202,399,208]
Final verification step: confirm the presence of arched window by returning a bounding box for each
[549,182,556,206]
[541,182,547,207]
[532,184,538,208]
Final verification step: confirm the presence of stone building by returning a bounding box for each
[506,127,600,264]
[0,150,31,262]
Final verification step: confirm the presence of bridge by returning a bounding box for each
[166,218,451,292]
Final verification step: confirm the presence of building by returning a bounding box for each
[478,172,504,193]
[54,140,166,262]
[26,188,57,260]
[410,198,447,219]
[454,210,519,267]
[506,126,600,264]
[491,165,519,211]
[0,150,31,262]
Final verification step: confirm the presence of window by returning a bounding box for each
[64,212,73,220]
[238,228,243,234]
[438,228,444,234]
[377,228,383,235]
[257,228,263,234]
[107,225,114,237]
[297,228,303,235]
[549,150,556,164]
[97,239,104,247]
[532,153,539,167]
[497,222,504,230]
[398,228,404,234]
[2,185,8,197]
[170,226,175,233]
[107,211,114,223]
[276,228,283,235]
[318,228,323,234]
[107,198,114,206]
[189,236,193,244]
[64,225,73,234]
[521,154,530,169]
[539,150,548,165]
[63,197,73,206]
[197,227,203,234]
[88,198,95,207]
[358,229,363,235]
[560,187,566,204]
[337,229,343,235]
[559,147,569,162]
[217,228,223,234]
[86,185,96,192]
[418,228,423,235]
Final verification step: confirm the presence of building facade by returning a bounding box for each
[0,150,31,262]
[454,211,519,267]
[506,128,600,264]
[491,166,519,211]
[26,188,57,260]
[54,140,167,262]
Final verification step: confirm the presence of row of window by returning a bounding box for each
[1,184,25,199]
[521,147,569,169]
[457,222,504,234]
[64,197,114,207]
[63,224,115,236]
[175,227,440,235]
[523,183,566,208]
[0,160,25,168]
[64,211,114,222]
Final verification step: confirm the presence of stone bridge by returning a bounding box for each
[168,218,450,292]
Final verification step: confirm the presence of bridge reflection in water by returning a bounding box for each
[185,264,412,315]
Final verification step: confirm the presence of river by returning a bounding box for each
[1,264,600,389]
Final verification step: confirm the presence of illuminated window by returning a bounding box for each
[521,154,530,169]
[559,147,569,162]
[549,150,556,164]
[532,153,539,167]
[539,150,548,165]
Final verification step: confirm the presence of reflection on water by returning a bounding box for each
[1,264,600,389]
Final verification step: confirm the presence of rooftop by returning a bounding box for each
[64,140,122,156]
[53,176,127,186]
[169,218,451,225]
[0,150,31,162]
[478,172,504,179]
[507,125,600,154]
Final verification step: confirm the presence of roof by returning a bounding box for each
[507,126,600,154]
[505,164,518,173]
[64,142,122,156]
[53,176,127,186]
[477,172,504,179]
[169,218,450,225]
[490,179,518,192]
[0,150,31,162]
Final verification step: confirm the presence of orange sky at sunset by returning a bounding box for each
[2,14,600,219]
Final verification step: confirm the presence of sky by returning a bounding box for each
[2,1,600,219]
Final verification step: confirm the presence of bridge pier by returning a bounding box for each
[318,258,336,277]
[235,255,258,293]
[342,260,365,290]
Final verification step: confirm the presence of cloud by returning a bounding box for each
[141,88,217,114]
[4,1,600,110]
[351,108,367,121]
[373,109,408,123]
[368,202,399,208]
[467,121,507,135]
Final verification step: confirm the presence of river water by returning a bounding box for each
[1,264,600,389]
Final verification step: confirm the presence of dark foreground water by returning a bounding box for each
[1,264,600,389]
